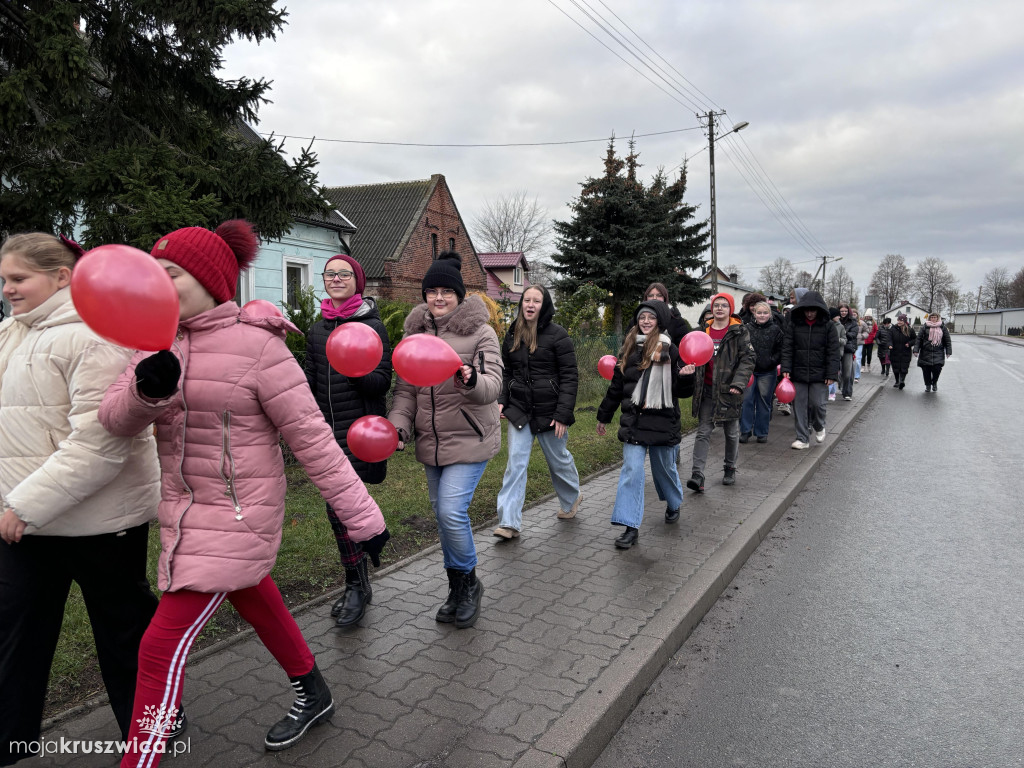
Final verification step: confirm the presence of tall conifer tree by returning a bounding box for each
[551,138,708,334]
[0,1,329,246]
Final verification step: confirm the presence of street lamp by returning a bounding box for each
[706,113,749,293]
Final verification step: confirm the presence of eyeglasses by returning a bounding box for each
[425,288,456,299]
[322,270,355,282]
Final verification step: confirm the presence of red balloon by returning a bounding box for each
[71,244,179,351]
[776,364,782,376]
[243,299,283,319]
[598,355,617,381]
[346,415,399,463]
[748,374,755,388]
[392,334,463,387]
[775,377,796,404]
[326,323,383,377]
[680,331,714,366]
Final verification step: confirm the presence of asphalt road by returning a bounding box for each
[593,335,1024,768]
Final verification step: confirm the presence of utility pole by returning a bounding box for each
[702,112,748,294]
[972,284,982,333]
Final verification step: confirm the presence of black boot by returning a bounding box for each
[665,505,680,524]
[333,558,371,627]
[614,526,639,549]
[722,466,736,486]
[436,569,460,623]
[264,663,334,751]
[686,472,705,493]
[455,569,484,629]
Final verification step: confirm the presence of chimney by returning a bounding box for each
[728,272,738,284]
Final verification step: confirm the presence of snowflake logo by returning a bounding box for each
[137,704,179,736]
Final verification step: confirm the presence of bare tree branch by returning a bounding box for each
[471,190,552,260]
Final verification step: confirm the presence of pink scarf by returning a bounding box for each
[321,294,363,320]
[925,317,943,346]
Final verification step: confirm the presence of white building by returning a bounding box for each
[953,307,1024,335]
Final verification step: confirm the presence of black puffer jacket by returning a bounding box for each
[875,323,893,352]
[839,314,859,353]
[499,286,578,434]
[914,323,952,367]
[304,298,392,484]
[888,323,916,372]
[597,301,694,447]
[746,318,783,373]
[781,290,841,383]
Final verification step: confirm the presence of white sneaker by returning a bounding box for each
[828,394,836,401]
[814,428,827,443]
[791,440,810,450]
[843,395,852,401]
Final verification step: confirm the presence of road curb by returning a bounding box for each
[515,384,883,768]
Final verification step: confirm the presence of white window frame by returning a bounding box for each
[282,256,314,309]
[513,266,523,285]
[235,269,256,306]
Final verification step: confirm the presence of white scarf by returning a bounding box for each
[631,332,674,410]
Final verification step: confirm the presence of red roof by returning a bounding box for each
[484,270,531,301]
[477,252,528,269]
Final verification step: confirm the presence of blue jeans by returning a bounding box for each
[739,371,777,438]
[497,422,581,531]
[854,345,863,378]
[611,443,683,529]
[423,461,488,572]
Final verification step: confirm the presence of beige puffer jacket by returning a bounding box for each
[389,296,503,466]
[0,288,160,536]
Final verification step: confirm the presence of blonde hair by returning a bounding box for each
[752,301,771,315]
[0,233,77,272]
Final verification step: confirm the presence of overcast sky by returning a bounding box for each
[222,0,1023,305]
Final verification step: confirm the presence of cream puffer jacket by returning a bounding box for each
[388,296,503,466]
[0,288,159,536]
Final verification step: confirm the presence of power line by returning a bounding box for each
[258,126,702,148]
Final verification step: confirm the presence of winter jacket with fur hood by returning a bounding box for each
[499,286,578,435]
[781,290,841,383]
[99,301,385,593]
[304,298,392,484]
[389,295,503,466]
[0,288,159,536]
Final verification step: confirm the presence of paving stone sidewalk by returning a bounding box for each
[28,379,882,768]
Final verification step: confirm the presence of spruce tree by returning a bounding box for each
[0,1,329,247]
[551,138,708,335]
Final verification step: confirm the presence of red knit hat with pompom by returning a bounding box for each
[151,220,259,304]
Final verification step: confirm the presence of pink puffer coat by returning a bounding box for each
[99,302,385,593]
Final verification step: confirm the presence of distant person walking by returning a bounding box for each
[888,313,916,390]
[597,302,693,549]
[875,317,893,378]
[914,312,952,392]
[861,314,877,372]
[686,293,755,491]
[494,285,581,539]
[304,254,393,628]
[780,290,841,450]
[739,301,783,444]
[837,303,858,400]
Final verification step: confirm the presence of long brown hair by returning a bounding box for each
[618,321,663,373]
[510,286,545,353]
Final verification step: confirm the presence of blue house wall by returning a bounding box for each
[245,222,348,308]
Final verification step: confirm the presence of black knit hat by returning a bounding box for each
[422,251,466,303]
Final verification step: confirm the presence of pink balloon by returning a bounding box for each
[243,299,283,319]
[598,355,617,381]
[776,364,782,376]
[326,323,383,377]
[775,377,796,404]
[680,331,714,366]
[346,416,399,463]
[71,244,179,351]
[393,334,463,387]
[748,374,754,388]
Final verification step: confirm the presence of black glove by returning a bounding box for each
[455,365,478,388]
[135,350,181,399]
[360,528,391,568]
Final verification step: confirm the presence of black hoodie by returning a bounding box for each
[780,290,841,383]
[498,285,579,433]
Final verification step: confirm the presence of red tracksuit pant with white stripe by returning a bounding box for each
[120,575,314,768]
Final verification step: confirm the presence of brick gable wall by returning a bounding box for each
[379,177,485,302]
